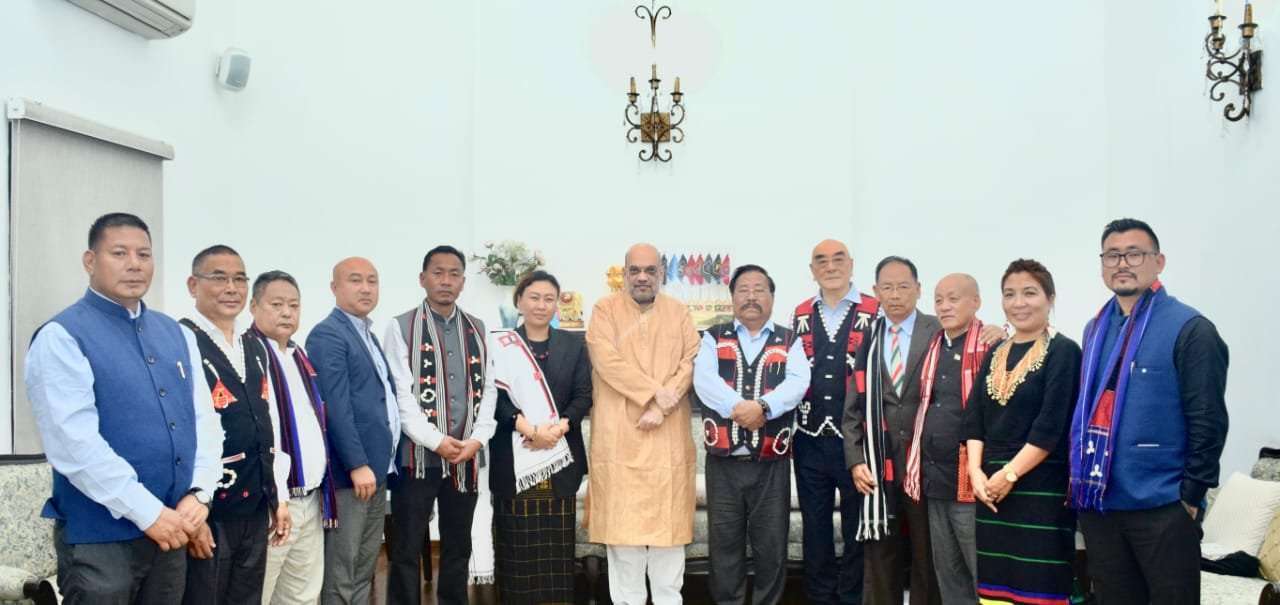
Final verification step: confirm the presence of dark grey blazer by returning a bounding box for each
[842,311,942,477]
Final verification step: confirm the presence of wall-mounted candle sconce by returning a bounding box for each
[1206,1,1263,121]
[625,64,685,162]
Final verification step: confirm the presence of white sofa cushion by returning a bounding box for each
[1203,471,1280,557]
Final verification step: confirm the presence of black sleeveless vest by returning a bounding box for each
[181,320,277,520]
[699,322,797,461]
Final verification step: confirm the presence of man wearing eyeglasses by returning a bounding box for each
[1070,218,1229,605]
[180,245,287,605]
[845,256,943,605]
[586,243,700,604]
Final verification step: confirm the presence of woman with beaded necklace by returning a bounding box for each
[961,259,1083,605]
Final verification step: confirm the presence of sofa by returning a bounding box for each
[1200,448,1280,605]
[0,456,57,605]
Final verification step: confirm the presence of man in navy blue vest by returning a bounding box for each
[789,239,879,605]
[1070,218,1229,605]
[25,213,224,604]
[308,257,400,605]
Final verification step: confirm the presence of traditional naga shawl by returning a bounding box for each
[401,303,488,492]
[903,320,988,504]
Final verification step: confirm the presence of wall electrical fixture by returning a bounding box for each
[626,64,685,162]
[1205,1,1263,121]
[636,1,671,47]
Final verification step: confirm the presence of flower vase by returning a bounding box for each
[496,284,520,329]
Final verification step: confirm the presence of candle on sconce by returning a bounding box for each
[630,77,637,94]
[652,64,658,80]
[1245,1,1254,23]
[674,77,681,93]
[1216,0,1223,16]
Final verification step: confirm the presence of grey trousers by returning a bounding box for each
[54,525,187,605]
[925,498,977,605]
[705,455,792,605]
[322,485,386,605]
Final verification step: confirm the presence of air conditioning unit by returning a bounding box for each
[65,0,195,39]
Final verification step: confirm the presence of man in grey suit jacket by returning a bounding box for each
[843,256,943,605]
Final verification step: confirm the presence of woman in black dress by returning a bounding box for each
[489,270,592,604]
[963,259,1082,605]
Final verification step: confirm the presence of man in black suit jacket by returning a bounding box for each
[306,257,399,605]
[844,256,943,605]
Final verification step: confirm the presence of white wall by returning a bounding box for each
[2,0,1274,479]
[1104,0,1280,476]
[468,0,860,316]
[0,0,477,452]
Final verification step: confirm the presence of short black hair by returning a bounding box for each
[252,270,299,300]
[1002,258,1056,299]
[875,255,919,282]
[513,270,561,306]
[191,244,241,274]
[422,245,467,271]
[88,212,150,250]
[1101,218,1160,252]
[729,264,776,294]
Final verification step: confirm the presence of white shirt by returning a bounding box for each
[268,339,328,493]
[382,316,498,459]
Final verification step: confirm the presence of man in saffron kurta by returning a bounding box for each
[587,243,699,605]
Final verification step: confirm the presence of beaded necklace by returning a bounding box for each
[985,332,1050,406]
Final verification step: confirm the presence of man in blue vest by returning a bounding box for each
[25,213,224,604]
[1070,218,1229,605]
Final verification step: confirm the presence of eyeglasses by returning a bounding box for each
[1099,250,1155,268]
[195,273,250,288]
[876,283,916,295]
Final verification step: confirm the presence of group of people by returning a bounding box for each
[25,212,1229,605]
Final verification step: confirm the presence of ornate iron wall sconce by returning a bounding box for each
[625,64,685,162]
[636,1,671,47]
[1206,2,1263,121]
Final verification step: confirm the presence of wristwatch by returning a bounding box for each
[1003,467,1020,483]
[757,400,771,418]
[188,487,212,506]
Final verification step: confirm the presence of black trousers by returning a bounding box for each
[54,525,187,605]
[706,455,792,605]
[862,487,940,605]
[387,472,478,605]
[793,434,864,604]
[1078,502,1202,605]
[183,514,270,605]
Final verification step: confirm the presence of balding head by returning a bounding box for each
[934,273,981,337]
[623,243,661,306]
[331,257,380,317]
[624,243,660,268]
[810,238,854,295]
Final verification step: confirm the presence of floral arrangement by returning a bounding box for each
[470,240,545,286]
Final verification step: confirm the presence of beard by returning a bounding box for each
[1110,285,1140,297]
[629,287,656,304]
